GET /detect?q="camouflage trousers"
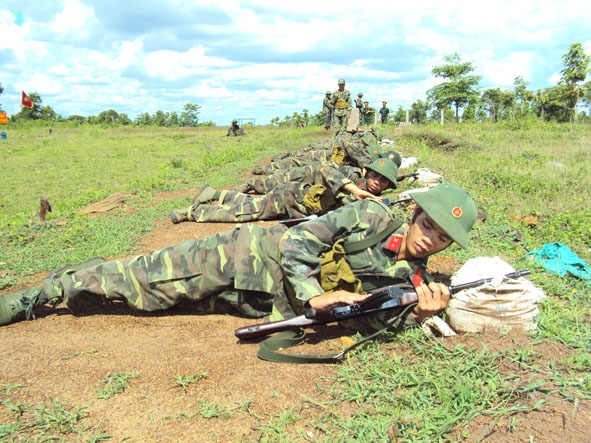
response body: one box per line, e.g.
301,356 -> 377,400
190,182 -> 313,222
259,150 -> 333,175
53,228 -> 276,318
247,162 -> 330,194
333,111 -> 348,137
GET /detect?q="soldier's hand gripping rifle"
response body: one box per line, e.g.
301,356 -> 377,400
235,271 -> 531,340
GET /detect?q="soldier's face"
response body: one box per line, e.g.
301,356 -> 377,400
403,210 -> 452,259
365,170 -> 391,195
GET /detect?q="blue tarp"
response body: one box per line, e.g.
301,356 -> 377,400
526,242 -> 591,283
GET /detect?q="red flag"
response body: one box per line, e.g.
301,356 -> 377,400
22,91 -> 34,108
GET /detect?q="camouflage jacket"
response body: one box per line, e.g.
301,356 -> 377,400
331,90 -> 352,116
277,199 -> 431,330
248,161 -> 364,194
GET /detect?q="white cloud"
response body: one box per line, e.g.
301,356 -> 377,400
0,1 -> 588,124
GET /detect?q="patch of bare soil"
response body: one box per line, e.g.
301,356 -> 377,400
1,186 -> 589,442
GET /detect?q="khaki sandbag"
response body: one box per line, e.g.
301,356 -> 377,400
446,257 -> 545,333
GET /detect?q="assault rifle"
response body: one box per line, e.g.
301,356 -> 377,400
396,171 -> 419,182
235,270 -> 531,340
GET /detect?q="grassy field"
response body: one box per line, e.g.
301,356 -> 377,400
1,121 -> 590,441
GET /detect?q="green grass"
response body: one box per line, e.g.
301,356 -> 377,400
1,121 -> 591,441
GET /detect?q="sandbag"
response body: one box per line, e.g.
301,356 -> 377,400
446,257 -> 545,333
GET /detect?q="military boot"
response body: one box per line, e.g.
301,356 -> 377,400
191,185 -> 221,205
170,207 -> 195,224
0,285 -> 57,326
251,167 -> 265,175
0,256 -> 106,326
233,182 -> 254,194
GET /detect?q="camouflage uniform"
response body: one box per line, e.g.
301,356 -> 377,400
257,133 -> 375,175
355,94 -> 364,114
189,167 -> 368,223
0,200 -> 424,332
245,161 -> 364,194
227,120 -> 245,136
362,102 -> 374,125
331,80 -> 352,137
322,91 -> 334,130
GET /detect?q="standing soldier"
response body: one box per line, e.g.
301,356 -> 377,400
322,91 -> 334,130
379,101 -> 390,125
362,101 -> 373,125
331,79 -> 352,137
355,92 -> 364,127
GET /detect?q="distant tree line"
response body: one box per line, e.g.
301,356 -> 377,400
293,42 -> 591,127
0,94 -> 214,127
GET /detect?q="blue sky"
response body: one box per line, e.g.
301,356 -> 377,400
0,0 -> 589,126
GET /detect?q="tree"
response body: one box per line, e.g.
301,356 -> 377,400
392,106 -> 406,123
409,100 -> 429,124
97,109 -> 119,124
534,89 -> 549,121
135,112 -> 152,126
67,115 -> 87,124
0,82 -> 4,111
513,76 -> 534,119
118,113 -> 132,125
543,84 -> 574,122
17,91 -> 42,120
152,110 -> 168,127
480,88 -> 503,122
560,43 -> 590,123
427,53 -> 482,123
180,103 -> 201,127
581,81 -> 591,116
39,105 -> 60,121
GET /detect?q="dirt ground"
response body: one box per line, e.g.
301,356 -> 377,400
1,187 -> 589,442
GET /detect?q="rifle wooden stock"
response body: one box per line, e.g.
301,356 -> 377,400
234,270 -> 531,340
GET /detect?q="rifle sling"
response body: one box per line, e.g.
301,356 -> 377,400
342,217 -> 403,254
257,303 -> 417,364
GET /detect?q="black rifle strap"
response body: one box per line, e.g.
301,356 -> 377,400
256,304 -> 417,364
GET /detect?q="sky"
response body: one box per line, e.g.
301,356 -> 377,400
0,0 -> 589,126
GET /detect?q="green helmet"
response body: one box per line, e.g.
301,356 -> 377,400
381,150 -> 402,168
357,92 -> 363,97
410,183 -> 477,249
365,158 -> 399,189
338,78 -> 346,85
361,132 -> 377,145
232,119 -> 238,123
367,144 -> 384,161
326,90 -> 331,95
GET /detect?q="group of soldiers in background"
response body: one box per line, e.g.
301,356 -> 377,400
323,78 -> 390,136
